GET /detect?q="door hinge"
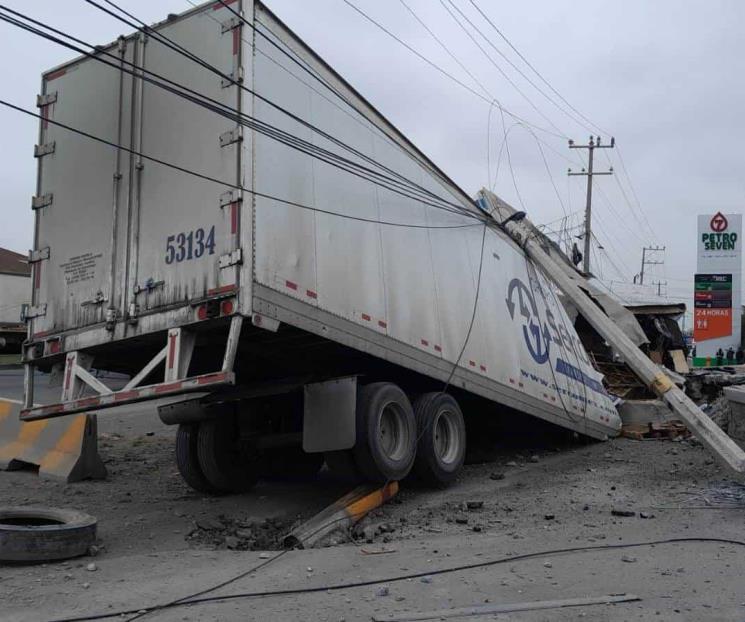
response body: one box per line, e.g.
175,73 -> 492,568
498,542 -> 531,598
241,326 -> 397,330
28,247 -> 50,263
36,92 -> 58,107
219,126 -> 243,148
24,304 -> 47,320
219,248 -> 243,269
220,66 -> 244,88
220,189 -> 243,207
34,141 -> 56,158
31,194 -> 53,210
221,16 -> 242,33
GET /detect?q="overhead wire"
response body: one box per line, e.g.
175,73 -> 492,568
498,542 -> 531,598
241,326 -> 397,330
338,0 -> 566,139
0,6 -> 482,225
437,0 -> 567,139
81,0 -> 478,221
443,0 -> 587,137
0,98 -> 479,231
467,0 -> 610,137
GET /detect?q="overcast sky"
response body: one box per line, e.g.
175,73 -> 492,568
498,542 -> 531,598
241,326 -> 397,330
1,0 -> 743,320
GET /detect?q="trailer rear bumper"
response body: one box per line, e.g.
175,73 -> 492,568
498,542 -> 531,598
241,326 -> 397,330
20,371 -> 235,421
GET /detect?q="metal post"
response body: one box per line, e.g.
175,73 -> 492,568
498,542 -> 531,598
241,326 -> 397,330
568,136 -> 614,275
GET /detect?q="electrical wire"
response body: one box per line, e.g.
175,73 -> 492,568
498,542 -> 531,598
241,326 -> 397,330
338,0 -> 566,140
0,98 -> 483,232
45,536 -> 745,622
443,0 -> 587,137
438,0 -> 567,139
467,0 -> 610,137
70,1 -> 480,222
397,0 -> 490,100
0,7 -> 483,225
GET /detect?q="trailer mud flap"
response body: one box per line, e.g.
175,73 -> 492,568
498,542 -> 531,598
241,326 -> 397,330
0,399 -> 106,483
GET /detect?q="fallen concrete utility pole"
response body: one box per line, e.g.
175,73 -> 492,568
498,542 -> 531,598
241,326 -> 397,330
498,206 -> 745,474
283,482 -> 398,549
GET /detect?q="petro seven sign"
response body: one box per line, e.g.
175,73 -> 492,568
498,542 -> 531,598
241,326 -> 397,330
694,212 -> 742,363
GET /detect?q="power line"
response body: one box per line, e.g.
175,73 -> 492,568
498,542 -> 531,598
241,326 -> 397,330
467,0 -> 610,137
438,0 -> 567,138
0,99 -> 482,231
81,0 -> 475,219
339,0 -> 566,139
444,0 -> 594,136
397,0 -> 490,99
1,7 -> 481,225
46,537 -> 745,621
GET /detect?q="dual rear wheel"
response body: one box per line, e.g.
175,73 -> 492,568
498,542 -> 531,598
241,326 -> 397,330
326,384 -> 466,487
176,383 -> 467,494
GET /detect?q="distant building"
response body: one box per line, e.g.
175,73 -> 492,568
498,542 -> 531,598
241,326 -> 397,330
0,247 -> 31,355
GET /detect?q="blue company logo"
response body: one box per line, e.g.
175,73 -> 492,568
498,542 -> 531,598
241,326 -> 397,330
506,278 -> 550,364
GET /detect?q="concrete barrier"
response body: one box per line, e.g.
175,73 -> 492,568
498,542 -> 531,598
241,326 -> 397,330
0,399 -> 106,483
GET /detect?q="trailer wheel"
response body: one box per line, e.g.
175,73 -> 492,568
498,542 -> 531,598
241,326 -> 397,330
353,383 -> 416,483
197,418 -> 260,493
175,424 -> 222,494
412,393 -> 466,487
261,448 -> 324,481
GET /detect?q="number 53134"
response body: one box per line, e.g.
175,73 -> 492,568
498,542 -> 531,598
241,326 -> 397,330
165,226 -> 216,264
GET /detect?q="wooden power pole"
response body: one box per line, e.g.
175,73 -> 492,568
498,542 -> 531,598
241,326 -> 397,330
568,136 -> 614,274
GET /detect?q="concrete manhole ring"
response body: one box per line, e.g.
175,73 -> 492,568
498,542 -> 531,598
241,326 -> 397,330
0,506 -> 97,563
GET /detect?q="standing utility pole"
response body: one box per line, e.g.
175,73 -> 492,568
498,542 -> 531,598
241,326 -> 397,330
568,136 -> 615,274
636,245 -> 665,285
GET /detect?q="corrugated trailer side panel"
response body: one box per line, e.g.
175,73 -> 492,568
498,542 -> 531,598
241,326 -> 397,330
249,3 -> 620,438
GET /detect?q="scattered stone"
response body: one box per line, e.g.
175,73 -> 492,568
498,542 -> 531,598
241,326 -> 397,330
472,525 -> 482,533
259,552 -> 271,559
505,461 -> 518,467
489,472 -> 505,480
196,518 -> 224,531
420,576 -> 432,584
395,596 -> 406,602
86,563 -> 97,572
87,545 -> 101,557
621,555 -> 637,563
82,582 -> 91,589
543,561 -> 553,568
529,455 -> 540,463
454,515 -> 469,525
224,536 -> 240,549
466,501 -> 484,510
544,514 -> 555,520
611,509 -> 635,518
639,512 -> 655,519
375,585 -> 390,597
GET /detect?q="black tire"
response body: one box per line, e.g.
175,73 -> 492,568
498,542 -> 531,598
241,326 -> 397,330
175,423 -> 222,494
261,447 -> 324,481
412,393 -> 466,487
197,418 -> 260,493
323,449 -> 361,481
0,506 -> 97,562
353,382 -> 417,483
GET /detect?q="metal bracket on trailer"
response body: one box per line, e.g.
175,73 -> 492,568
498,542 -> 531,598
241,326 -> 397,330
219,126 -> 243,147
31,194 -> 53,210
20,316 -> 244,422
23,304 -> 47,320
28,247 -> 50,263
34,142 -> 56,158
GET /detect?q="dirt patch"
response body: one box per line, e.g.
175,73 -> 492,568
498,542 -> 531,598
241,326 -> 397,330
187,514 -> 297,551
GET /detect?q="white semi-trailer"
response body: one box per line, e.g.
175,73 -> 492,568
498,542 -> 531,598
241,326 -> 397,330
20,0 -> 620,492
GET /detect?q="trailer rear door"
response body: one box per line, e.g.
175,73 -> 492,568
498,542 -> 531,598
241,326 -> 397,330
128,5 -> 245,315
32,39 -> 134,336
